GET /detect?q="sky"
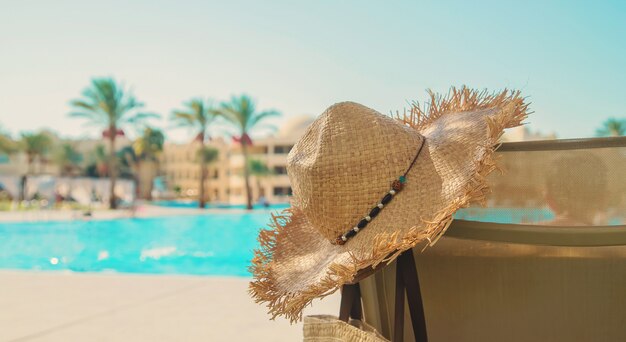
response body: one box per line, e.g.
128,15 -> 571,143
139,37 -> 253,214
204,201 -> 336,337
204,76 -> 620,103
1,0 -> 625,142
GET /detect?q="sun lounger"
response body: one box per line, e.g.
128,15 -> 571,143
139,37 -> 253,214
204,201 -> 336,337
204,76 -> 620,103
358,137 -> 626,341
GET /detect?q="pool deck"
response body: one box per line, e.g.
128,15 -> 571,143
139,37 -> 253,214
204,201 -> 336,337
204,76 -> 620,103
0,204 -> 278,223
0,271 -> 340,341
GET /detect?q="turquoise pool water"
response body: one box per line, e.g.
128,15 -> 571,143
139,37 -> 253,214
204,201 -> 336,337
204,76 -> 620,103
0,212 -> 273,277
1,207 -> 619,276
152,200 -> 289,210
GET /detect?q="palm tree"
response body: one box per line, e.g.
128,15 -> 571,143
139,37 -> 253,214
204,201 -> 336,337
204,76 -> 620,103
596,118 -> 626,137
69,77 -> 157,209
132,127 -> 165,199
0,125 -> 17,155
55,143 -> 83,176
20,132 -> 53,174
248,159 -> 273,202
217,94 -> 280,209
171,98 -> 218,208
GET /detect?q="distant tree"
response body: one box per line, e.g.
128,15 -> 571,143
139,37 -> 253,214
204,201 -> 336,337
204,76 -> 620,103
20,132 -> 53,174
596,118 -> 626,137
197,146 -> 219,165
69,77 -> 158,209
84,144 -> 109,178
55,143 -> 83,176
0,125 -> 17,154
117,146 -> 138,179
132,126 -> 165,199
173,185 -> 182,196
248,159 -> 273,200
217,94 -> 280,209
171,98 -> 218,208
133,127 -> 165,164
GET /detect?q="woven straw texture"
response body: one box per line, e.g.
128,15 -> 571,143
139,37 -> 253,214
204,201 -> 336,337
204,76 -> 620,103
303,315 -> 388,342
250,87 -> 529,322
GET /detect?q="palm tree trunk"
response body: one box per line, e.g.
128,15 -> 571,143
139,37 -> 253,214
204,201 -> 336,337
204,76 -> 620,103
147,160 -> 157,201
108,129 -> 118,209
19,174 -> 27,202
145,160 -> 158,201
199,137 -> 207,208
135,160 -> 142,199
241,140 -> 253,210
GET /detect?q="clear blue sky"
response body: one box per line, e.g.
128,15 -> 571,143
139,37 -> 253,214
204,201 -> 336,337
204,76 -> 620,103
1,0 -> 625,141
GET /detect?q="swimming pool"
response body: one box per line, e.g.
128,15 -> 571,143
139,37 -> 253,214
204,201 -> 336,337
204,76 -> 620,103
0,212 -> 272,277
1,206 -> 618,277
152,200 -> 289,210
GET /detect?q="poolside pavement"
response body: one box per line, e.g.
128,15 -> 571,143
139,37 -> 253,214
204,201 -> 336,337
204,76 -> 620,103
0,204 -> 273,223
0,271 -> 340,341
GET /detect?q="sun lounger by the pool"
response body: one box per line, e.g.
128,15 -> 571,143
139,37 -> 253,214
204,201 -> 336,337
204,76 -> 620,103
358,137 -> 626,342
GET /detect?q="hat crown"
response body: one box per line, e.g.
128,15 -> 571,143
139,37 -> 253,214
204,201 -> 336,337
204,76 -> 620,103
287,102 -> 424,242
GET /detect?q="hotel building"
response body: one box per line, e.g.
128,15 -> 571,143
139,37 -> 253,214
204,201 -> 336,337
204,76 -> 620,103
159,115 -> 314,205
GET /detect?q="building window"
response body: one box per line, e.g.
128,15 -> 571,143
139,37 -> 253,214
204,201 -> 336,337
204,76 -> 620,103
274,145 -> 293,154
273,186 -> 292,196
273,166 -> 288,175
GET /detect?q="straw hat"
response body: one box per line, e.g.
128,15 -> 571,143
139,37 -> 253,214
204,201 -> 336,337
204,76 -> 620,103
250,87 -> 529,322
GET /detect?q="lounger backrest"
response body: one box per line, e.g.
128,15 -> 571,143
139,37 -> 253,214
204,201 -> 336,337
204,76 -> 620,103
360,136 -> 626,342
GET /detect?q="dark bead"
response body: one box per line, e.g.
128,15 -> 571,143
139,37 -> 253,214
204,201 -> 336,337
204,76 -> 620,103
345,229 -> 357,238
335,236 -> 346,245
369,206 -> 381,218
381,193 -> 393,205
357,219 -> 368,229
391,180 -> 404,191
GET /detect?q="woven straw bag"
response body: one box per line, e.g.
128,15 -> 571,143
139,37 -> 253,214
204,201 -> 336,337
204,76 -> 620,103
303,315 -> 388,342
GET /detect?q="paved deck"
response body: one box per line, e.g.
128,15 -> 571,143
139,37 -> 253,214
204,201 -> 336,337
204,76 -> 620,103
0,204 -> 269,223
0,271 -> 339,341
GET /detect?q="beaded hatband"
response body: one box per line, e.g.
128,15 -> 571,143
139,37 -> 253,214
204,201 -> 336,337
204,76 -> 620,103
334,138 -> 427,245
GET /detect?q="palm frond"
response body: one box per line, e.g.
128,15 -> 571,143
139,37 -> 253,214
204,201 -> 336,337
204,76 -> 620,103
69,77 -> 149,132
170,111 -> 198,127
70,99 -> 99,112
125,112 -> 160,124
218,94 -> 281,135
68,111 -> 107,123
170,98 -> 218,138
217,107 -> 243,127
596,118 -> 626,137
247,110 -> 280,131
